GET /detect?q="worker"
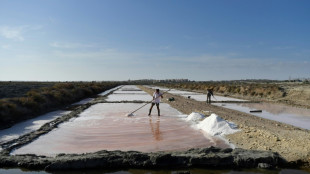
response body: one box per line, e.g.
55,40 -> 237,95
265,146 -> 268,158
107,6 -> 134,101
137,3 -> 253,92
206,89 -> 214,104
148,89 -> 163,116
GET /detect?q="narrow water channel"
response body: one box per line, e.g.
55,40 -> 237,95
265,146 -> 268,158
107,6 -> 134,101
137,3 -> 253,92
149,86 -> 310,130
0,110 -> 71,144
213,102 -> 310,130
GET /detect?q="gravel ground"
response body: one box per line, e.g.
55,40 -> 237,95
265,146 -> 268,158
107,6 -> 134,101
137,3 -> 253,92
140,86 -> 310,167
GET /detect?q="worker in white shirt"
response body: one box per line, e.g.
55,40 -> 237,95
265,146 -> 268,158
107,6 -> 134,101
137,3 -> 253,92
148,89 -> 163,116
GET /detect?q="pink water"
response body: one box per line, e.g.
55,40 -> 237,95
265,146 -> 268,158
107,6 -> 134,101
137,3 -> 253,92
12,103 -> 229,156
213,103 -> 310,130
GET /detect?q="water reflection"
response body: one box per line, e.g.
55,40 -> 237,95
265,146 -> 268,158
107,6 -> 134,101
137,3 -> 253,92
213,103 -> 310,130
239,103 -> 310,117
149,118 -> 162,141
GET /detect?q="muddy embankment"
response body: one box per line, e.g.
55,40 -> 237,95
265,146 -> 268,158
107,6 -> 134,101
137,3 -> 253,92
160,82 -> 310,109
0,86 -> 286,171
0,147 -> 283,171
139,86 -> 310,168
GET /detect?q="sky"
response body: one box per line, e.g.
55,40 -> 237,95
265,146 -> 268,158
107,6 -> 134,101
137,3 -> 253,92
0,0 -> 309,81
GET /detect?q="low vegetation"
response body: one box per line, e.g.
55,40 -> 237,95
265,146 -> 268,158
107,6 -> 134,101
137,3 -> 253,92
0,81 -> 56,99
0,82 -> 120,129
159,81 -> 285,99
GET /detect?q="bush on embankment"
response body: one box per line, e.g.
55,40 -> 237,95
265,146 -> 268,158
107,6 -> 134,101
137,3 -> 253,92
160,82 -> 285,100
0,82 -> 119,130
0,81 -> 56,99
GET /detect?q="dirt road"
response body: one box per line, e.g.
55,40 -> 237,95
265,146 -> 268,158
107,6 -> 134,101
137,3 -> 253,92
140,86 -> 310,167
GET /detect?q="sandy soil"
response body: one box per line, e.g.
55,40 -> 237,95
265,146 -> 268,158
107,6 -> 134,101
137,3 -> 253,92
139,86 -> 310,167
278,84 -> 310,109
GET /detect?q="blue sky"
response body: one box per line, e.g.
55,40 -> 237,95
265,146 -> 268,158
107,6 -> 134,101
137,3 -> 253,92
0,0 -> 309,81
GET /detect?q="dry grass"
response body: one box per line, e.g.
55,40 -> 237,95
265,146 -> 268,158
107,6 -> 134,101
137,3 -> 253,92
0,82 -> 120,129
158,81 -> 310,108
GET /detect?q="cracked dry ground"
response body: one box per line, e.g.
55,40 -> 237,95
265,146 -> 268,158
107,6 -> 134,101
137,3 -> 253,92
139,86 -> 310,167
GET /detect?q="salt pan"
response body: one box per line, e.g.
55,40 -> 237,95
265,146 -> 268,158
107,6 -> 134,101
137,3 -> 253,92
197,113 -> 239,136
185,112 -> 205,122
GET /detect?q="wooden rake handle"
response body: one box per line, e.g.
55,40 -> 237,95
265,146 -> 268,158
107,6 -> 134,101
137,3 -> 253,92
128,89 -> 171,115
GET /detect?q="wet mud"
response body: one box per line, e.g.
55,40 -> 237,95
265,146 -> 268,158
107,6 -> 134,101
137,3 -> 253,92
0,147 -> 283,171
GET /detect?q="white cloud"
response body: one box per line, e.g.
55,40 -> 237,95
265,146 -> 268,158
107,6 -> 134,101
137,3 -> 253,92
0,25 -> 43,41
0,26 -> 25,41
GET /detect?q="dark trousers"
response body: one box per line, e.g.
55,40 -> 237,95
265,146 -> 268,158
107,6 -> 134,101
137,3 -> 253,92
149,103 -> 160,116
207,95 -> 211,104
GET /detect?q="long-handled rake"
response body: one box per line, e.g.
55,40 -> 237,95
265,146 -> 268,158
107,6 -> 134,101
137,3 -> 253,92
126,89 -> 171,116
212,95 -> 217,101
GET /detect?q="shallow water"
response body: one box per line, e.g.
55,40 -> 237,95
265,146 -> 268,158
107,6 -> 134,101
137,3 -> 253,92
71,98 -> 94,105
119,85 -> 142,91
0,110 -> 71,144
12,103 -> 229,156
213,103 -> 310,130
105,93 -> 151,102
181,94 -> 246,102
104,86 -> 150,102
147,86 -> 198,95
113,90 -> 148,94
98,86 -> 122,96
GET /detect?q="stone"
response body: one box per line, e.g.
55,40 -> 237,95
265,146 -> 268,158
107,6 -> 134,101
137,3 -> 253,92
257,163 -> 273,169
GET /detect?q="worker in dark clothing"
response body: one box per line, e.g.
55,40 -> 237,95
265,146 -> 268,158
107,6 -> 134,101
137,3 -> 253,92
206,89 -> 214,104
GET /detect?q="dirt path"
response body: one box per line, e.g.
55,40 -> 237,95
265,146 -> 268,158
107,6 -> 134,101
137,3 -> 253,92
139,86 -> 310,167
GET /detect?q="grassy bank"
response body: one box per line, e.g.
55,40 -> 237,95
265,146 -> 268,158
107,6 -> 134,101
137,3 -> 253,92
0,82 -> 120,130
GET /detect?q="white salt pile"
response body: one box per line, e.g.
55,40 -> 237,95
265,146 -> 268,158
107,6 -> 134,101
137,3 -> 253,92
197,113 -> 239,136
185,112 -> 205,122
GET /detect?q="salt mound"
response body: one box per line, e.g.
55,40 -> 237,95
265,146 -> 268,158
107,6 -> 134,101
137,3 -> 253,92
185,112 -> 205,122
197,113 -> 239,136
